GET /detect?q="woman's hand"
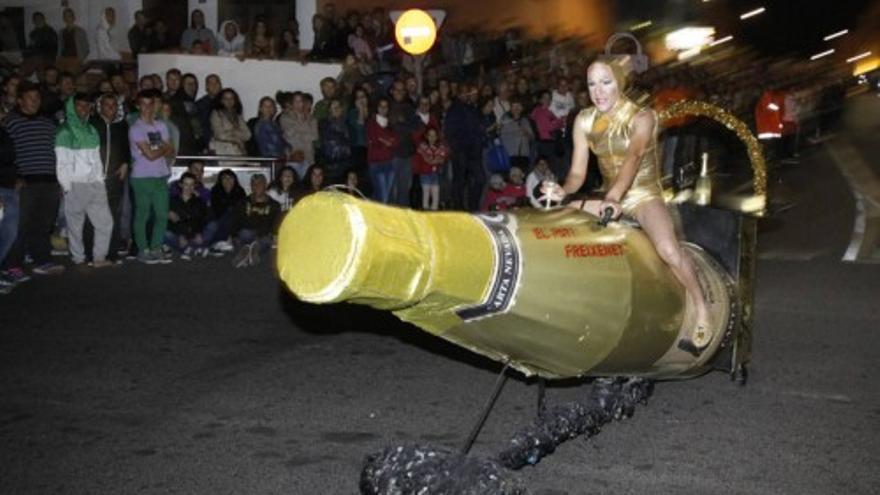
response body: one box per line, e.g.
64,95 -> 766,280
538,181 -> 566,203
599,199 -> 622,221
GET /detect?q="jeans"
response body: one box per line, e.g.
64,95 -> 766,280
369,161 -> 395,204
131,177 -> 169,251
0,187 -> 19,266
451,142 -> 486,211
204,210 -> 233,244
236,228 -> 273,256
164,230 -> 206,251
6,181 -> 60,267
392,156 -> 413,207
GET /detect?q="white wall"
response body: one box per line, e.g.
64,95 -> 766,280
1,0 -> 141,53
187,0 -> 218,32
138,53 -> 342,117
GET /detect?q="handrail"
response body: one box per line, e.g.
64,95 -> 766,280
175,155 -> 282,163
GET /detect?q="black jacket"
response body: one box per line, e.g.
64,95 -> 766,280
169,195 -> 208,237
0,126 -> 16,189
230,195 -> 280,237
210,184 -> 246,220
89,114 -> 131,180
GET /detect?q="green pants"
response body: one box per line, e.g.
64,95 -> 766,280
130,177 -> 169,251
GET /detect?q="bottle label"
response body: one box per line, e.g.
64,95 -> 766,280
457,213 -> 522,321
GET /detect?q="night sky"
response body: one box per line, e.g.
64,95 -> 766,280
616,0 -> 876,57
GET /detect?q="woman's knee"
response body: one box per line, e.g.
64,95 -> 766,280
656,241 -> 683,266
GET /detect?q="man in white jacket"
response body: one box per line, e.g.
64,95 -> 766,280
56,93 -> 114,267
93,7 -> 121,61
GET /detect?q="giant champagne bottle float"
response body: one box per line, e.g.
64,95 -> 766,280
277,192 -> 733,379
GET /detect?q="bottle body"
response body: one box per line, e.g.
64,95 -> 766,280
278,192 -> 732,379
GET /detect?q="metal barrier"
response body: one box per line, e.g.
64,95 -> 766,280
173,155 -> 285,193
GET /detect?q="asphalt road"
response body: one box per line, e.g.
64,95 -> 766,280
2,114 -> 878,494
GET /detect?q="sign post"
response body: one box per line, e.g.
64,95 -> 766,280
391,9 -> 445,94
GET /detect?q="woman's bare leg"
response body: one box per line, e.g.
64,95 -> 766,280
422,184 -> 430,210
634,199 -> 711,347
429,184 -> 440,210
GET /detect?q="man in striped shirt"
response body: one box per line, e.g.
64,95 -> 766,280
3,81 -> 64,275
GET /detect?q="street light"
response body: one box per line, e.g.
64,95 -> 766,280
810,49 -> 835,61
709,35 -> 733,47
823,29 -> 848,41
846,51 -> 872,63
740,7 -> 766,20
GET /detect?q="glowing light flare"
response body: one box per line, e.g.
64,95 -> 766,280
709,35 -> 733,47
677,47 -> 702,61
823,29 -> 848,41
665,26 -> 715,51
630,21 -> 652,31
846,51 -> 872,63
766,103 -> 779,111
853,57 -> 879,76
810,49 -> 835,61
740,7 -> 766,19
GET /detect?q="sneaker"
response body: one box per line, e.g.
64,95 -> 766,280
208,248 -> 225,258
138,250 -> 159,265
248,241 -> 261,266
180,247 -> 193,261
233,244 -> 252,268
0,277 -> 13,294
32,262 -> 65,275
213,240 -> 235,252
92,260 -> 114,269
2,268 -> 31,284
156,249 -> 173,264
194,247 -> 209,258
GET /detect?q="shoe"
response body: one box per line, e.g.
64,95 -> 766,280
0,277 -> 13,294
248,241 -> 261,266
208,248 -> 225,258
2,268 -> 31,284
677,325 -> 712,358
233,244 -> 252,268
213,240 -> 235,252
197,247 -> 209,258
32,262 -> 65,275
156,249 -> 173,264
92,260 -> 113,269
138,250 -> 159,265
180,247 -> 193,261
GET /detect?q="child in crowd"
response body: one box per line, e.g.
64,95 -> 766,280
207,168 -> 246,252
268,166 -> 298,212
166,172 -> 208,260
526,156 -> 557,208
230,174 -> 279,268
413,126 -> 447,211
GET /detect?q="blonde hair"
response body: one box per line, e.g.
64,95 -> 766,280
588,56 -> 632,91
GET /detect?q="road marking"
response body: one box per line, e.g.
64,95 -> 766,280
825,139 -> 880,262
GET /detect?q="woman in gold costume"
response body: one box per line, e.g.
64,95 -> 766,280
544,58 -> 711,355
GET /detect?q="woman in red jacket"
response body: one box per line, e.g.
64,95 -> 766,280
366,98 -> 397,203
413,126 -> 448,210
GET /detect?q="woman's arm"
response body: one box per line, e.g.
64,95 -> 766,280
561,120 -> 589,194
603,110 -> 655,203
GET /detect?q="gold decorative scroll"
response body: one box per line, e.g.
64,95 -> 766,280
657,100 -> 767,199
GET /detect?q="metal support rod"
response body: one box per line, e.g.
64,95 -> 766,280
460,362 -> 510,456
536,378 -> 547,418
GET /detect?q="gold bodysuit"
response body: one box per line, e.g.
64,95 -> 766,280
575,98 -> 663,215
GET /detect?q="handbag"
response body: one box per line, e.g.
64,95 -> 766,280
486,138 -> 511,173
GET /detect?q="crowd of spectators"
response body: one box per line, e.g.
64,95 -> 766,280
0,4 -> 851,294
